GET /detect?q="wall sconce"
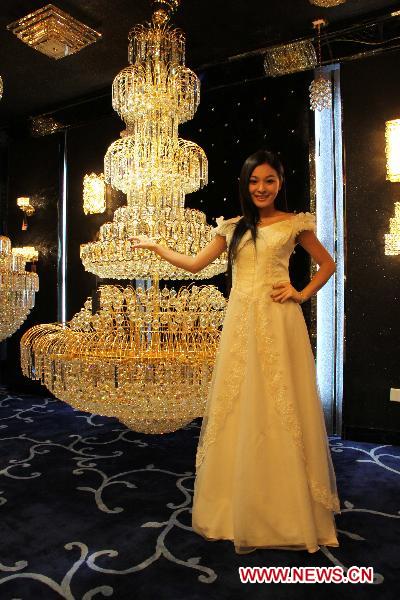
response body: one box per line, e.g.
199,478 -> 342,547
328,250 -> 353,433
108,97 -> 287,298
385,119 -> 400,182
83,173 -> 106,215
384,202 -> 400,256
17,197 -> 35,230
12,246 -> 39,271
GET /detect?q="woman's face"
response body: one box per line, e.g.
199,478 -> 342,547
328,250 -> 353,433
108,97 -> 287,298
248,162 -> 282,210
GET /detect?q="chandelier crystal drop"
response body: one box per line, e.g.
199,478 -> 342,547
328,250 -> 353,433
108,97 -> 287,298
385,202 -> 400,256
0,236 -> 39,342
21,282 -> 226,433
83,173 -> 106,215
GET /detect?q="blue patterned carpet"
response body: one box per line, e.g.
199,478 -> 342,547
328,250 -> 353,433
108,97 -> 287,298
0,386 -> 399,599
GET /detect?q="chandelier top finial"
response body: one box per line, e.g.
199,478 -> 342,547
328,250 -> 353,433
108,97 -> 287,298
151,0 -> 181,25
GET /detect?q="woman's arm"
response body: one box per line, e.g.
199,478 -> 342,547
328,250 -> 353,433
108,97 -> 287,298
271,230 -> 335,303
296,230 -> 336,302
132,234 -> 227,274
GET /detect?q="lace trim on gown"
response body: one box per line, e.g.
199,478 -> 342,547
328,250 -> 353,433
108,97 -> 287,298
256,302 -> 340,514
293,211 -> 317,239
195,295 -> 250,470
210,216 -> 241,242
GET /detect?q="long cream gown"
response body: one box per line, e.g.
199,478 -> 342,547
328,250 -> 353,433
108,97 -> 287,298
192,212 -> 341,555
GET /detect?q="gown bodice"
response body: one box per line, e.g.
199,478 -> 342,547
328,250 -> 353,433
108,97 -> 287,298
212,212 -> 316,299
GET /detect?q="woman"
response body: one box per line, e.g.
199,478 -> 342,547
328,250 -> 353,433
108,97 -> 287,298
132,149 -> 341,555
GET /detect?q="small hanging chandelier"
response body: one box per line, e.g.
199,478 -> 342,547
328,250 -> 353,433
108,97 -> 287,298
0,236 -> 39,342
309,0 -> 346,6
264,39 -> 317,77
309,19 -> 332,111
17,196 -> 35,230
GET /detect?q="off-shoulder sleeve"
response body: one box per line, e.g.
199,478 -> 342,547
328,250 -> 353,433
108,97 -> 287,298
210,216 -> 240,239
293,211 -> 316,240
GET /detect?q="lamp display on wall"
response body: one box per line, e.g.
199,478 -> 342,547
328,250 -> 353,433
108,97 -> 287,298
309,19 -> 332,112
0,236 -> 39,342
385,118 -> 400,182
12,246 -> 39,270
30,114 -> 64,137
21,0 -> 228,435
17,197 -> 35,230
83,172 -> 106,215
0,76 -> 3,100
384,202 -> 400,255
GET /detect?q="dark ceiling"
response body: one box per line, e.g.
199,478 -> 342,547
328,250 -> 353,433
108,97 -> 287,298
1,0 -> 399,127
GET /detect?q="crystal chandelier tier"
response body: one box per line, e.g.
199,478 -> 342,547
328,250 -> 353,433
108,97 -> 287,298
105,12 -> 206,197
0,236 -> 39,342
81,206 -> 227,279
21,282 -> 226,433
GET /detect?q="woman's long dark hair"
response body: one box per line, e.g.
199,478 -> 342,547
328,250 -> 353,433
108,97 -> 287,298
226,149 -> 288,294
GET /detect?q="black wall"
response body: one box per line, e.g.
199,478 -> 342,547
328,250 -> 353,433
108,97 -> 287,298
0,132 -> 59,392
341,48 -> 400,443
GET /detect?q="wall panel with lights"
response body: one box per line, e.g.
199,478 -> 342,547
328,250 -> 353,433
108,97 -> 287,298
341,46 -> 400,443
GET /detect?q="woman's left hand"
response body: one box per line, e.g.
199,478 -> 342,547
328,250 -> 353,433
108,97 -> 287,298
270,281 -> 303,304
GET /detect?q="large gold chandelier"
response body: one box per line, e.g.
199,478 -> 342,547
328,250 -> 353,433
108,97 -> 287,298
21,0 -> 228,434
0,236 -> 39,342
